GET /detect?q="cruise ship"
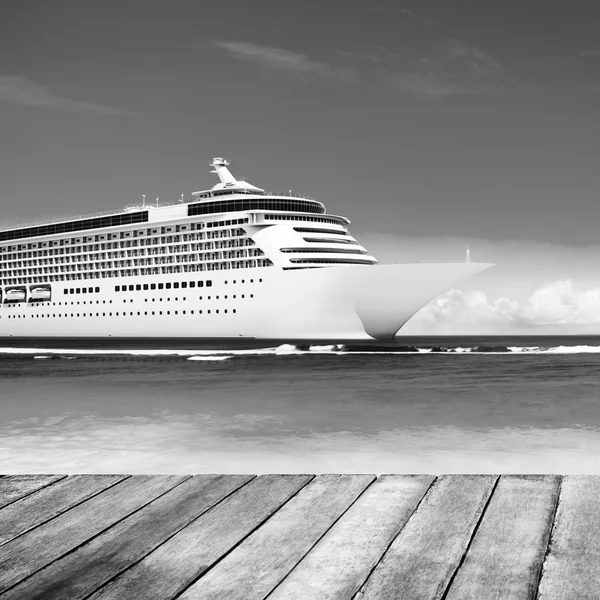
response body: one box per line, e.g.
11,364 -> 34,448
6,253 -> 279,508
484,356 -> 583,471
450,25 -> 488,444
0,158 -> 492,348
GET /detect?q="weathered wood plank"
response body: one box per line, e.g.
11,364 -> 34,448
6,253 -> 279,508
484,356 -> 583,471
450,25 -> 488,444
221,475 -> 433,600
0,475 -> 66,510
87,474 -> 315,600
355,475 -> 497,600
1,474 -> 254,600
0,474 -> 127,546
444,474 -> 561,600
537,476 -> 600,600
0,474 -> 188,593
178,474 -> 377,600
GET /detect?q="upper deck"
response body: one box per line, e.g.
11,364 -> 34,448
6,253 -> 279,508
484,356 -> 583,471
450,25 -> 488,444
0,158 -> 330,243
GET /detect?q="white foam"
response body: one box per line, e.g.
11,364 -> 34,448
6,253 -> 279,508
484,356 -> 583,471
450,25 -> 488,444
544,345 -> 600,354
3,343 -> 600,358
187,356 -> 232,362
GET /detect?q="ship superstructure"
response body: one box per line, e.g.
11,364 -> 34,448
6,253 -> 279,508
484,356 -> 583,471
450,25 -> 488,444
0,158 -> 491,347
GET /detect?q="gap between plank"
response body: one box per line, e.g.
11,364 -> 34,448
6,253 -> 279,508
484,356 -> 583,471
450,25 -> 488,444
2,475 -> 194,597
264,475 -> 381,600
349,475 -> 439,600
79,475 -> 259,600
438,475 -> 501,600
171,475 -> 317,600
0,475 -> 132,548
533,475 -> 564,600
0,476 -> 69,512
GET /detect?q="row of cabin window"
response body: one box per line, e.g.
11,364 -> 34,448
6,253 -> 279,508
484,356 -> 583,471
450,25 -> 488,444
0,218 -> 250,250
64,287 -> 101,295
264,214 -> 344,226
0,246 -> 257,272
1,261 -> 272,287
0,229 -> 249,262
3,308 -> 237,319
115,280 -> 213,292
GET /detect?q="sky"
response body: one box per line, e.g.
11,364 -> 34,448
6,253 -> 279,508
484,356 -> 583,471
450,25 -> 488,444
1,0 -> 600,334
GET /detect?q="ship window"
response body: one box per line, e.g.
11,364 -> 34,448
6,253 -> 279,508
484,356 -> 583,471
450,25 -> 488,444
151,283 -> 156,290
166,283 -> 171,289
136,284 -> 141,291
128,285 -> 134,291
173,282 -> 179,289
76,288 -> 81,294
207,280 -> 212,287
64,289 -> 68,294
95,287 -> 100,293
158,283 -> 164,290
143,284 -> 149,290
189,281 -> 195,288
181,282 -> 187,288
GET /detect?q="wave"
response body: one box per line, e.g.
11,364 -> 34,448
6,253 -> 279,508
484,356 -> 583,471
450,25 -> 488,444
3,343 -> 600,360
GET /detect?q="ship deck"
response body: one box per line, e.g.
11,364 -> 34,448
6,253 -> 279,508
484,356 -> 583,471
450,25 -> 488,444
0,473 -> 596,599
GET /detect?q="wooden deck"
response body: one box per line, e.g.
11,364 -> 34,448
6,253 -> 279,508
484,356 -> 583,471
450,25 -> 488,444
0,474 -> 598,599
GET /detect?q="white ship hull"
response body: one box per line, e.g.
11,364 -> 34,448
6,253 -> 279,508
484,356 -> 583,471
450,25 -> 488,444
0,262 -> 490,347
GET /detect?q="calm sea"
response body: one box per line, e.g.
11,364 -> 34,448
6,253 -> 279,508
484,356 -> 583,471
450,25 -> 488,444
1,335 -> 600,474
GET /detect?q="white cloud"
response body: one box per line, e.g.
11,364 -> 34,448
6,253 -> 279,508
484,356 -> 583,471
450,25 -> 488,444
213,41 -> 355,82
0,76 -> 130,115
411,280 -> 600,332
384,38 -> 512,98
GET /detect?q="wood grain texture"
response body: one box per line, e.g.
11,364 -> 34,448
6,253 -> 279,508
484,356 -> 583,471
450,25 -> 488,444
263,475 -> 434,600
1,474 -> 254,600
537,476 -> 600,600
88,474 -> 314,600
444,474 -> 561,600
0,475 -> 65,510
179,474 -> 377,600
356,475 -> 497,600
0,475 -> 127,546
0,474 -> 188,594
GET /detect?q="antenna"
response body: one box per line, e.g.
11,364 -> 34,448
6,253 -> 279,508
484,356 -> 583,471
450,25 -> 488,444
179,194 -> 184,204
465,245 -> 471,263
156,197 -> 159,208
142,194 -> 146,206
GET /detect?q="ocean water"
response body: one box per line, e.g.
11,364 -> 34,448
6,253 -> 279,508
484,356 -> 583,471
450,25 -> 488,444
1,336 -> 600,474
